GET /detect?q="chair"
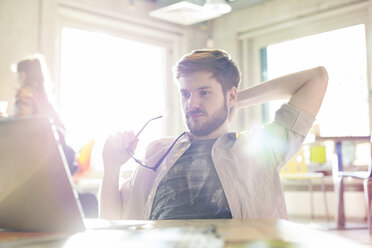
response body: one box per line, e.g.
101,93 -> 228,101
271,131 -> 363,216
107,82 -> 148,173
335,149 -> 372,234
78,193 -> 98,218
280,147 -> 329,222
73,139 -> 99,218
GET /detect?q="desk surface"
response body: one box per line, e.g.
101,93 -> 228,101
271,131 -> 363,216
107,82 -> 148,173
0,218 -> 369,248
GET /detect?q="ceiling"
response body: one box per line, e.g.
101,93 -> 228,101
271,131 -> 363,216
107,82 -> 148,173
148,0 -> 272,25
153,0 -> 271,11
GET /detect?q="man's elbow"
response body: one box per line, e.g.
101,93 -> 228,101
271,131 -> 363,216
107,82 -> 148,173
316,66 -> 329,88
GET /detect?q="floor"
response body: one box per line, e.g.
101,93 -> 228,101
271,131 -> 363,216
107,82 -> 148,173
290,217 -> 372,245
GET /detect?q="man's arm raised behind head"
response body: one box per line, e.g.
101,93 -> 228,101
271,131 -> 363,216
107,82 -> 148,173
234,66 -> 328,118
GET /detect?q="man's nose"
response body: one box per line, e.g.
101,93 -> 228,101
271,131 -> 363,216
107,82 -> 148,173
187,94 -> 201,109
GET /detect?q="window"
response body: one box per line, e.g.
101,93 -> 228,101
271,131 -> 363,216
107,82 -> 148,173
60,27 -> 167,169
264,24 -> 369,137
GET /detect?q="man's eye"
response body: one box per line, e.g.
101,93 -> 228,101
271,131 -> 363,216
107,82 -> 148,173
200,91 -> 210,96
181,92 -> 190,98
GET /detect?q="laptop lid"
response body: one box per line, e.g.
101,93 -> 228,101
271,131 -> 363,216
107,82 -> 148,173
0,117 -> 85,232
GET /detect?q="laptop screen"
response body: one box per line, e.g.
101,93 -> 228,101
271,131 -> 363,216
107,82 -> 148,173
0,117 -> 85,232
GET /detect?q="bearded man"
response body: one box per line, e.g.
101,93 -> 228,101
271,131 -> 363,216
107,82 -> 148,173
100,49 -> 328,220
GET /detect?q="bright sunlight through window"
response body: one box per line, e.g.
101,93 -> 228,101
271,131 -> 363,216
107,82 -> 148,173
266,24 -> 369,137
60,27 -> 166,167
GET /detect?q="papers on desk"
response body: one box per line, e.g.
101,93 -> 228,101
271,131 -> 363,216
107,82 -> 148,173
63,226 -> 224,248
0,232 -> 67,248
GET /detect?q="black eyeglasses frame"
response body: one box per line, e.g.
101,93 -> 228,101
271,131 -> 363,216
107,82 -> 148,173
127,116 -> 185,172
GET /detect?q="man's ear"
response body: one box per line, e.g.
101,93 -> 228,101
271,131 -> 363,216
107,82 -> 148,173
226,87 -> 237,107
226,87 -> 237,123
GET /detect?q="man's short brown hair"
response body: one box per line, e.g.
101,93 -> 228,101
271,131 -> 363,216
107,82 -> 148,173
174,49 -> 240,94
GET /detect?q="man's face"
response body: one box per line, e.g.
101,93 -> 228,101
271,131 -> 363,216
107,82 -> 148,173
179,71 -> 228,137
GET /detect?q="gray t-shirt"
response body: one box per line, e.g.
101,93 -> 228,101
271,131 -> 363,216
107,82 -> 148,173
150,138 -> 232,220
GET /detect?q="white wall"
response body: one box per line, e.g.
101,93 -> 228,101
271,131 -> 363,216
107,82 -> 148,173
0,0 -> 41,114
213,0 -> 365,60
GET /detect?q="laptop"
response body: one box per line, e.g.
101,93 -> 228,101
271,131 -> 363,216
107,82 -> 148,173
0,117 -> 85,232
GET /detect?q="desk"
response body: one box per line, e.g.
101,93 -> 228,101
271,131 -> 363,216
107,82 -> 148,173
280,173 -> 329,221
0,219 -> 369,248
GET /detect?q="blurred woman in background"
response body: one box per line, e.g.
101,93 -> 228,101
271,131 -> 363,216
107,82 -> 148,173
13,54 -> 98,217
13,54 -> 77,173
15,55 -> 60,123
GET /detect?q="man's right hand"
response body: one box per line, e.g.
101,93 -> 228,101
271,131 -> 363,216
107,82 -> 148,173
102,131 -> 138,169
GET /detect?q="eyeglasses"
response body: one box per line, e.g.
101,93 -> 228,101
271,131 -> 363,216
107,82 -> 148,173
127,116 -> 186,172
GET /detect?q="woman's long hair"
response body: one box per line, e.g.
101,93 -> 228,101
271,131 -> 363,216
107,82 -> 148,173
17,54 -> 51,104
16,54 -> 63,129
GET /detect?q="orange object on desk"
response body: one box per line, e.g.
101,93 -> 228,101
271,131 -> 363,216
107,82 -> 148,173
73,139 -> 95,183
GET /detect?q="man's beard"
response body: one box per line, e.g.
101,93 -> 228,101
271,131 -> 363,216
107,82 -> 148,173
186,100 -> 228,137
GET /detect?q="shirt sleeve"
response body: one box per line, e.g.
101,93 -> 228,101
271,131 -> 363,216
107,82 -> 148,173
246,104 -> 315,168
274,104 -> 314,137
269,104 -> 315,167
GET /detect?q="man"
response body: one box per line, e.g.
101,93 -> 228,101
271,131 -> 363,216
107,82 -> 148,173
100,49 -> 328,220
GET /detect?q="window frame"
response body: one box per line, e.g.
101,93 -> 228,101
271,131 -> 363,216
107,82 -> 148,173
55,2 -> 188,136
237,1 -> 372,135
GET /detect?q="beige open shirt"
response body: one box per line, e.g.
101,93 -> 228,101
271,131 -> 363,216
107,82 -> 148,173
119,104 -> 315,220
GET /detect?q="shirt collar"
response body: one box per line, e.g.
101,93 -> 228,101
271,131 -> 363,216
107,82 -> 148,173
182,131 -> 238,148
